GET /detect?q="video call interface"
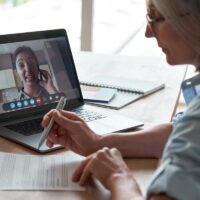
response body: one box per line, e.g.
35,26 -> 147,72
0,37 -> 80,114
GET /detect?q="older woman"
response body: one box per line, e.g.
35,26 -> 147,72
14,46 -> 58,100
42,0 -> 200,199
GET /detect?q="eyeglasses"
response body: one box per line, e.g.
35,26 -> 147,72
146,14 -> 165,35
146,14 -> 165,25
146,12 -> 190,25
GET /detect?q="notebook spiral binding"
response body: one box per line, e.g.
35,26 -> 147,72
80,81 -> 144,95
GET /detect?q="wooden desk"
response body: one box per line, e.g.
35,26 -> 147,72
74,52 -> 187,127
0,52 -> 187,200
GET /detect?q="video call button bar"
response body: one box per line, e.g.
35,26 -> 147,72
2,93 -> 65,112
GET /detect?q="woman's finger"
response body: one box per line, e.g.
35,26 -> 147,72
41,109 -> 55,127
72,158 -> 89,182
72,157 -> 92,182
78,158 -> 94,186
53,110 -> 83,132
59,110 -> 84,122
47,128 -> 60,143
46,139 -> 54,148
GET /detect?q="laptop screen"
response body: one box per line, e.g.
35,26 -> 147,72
0,29 -> 83,124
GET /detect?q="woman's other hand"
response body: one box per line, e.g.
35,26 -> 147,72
72,147 -> 129,188
41,109 -> 101,156
72,147 -> 143,199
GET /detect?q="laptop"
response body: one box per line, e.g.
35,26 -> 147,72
0,29 -> 143,153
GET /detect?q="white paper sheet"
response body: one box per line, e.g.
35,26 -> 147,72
0,152 -> 85,191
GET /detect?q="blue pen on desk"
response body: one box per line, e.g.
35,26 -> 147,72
38,96 -> 66,149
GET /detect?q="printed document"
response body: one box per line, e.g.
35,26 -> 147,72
0,152 -> 85,191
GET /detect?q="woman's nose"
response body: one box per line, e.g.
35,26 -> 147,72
145,24 -> 154,38
24,63 -> 31,71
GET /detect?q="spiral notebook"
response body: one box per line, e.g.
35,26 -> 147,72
80,76 -> 165,109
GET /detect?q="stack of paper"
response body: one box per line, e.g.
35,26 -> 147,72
0,152 -> 85,191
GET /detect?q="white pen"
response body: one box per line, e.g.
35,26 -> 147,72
38,96 -> 66,149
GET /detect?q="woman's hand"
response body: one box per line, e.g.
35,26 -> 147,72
39,69 -> 58,94
72,147 -> 143,199
72,147 -> 129,188
41,109 -> 101,156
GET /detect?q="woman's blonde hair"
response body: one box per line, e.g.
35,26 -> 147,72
153,0 -> 200,54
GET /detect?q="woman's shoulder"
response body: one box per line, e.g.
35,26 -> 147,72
184,95 -> 200,117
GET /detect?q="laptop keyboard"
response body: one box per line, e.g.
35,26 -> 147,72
5,108 -> 106,136
5,117 -> 43,136
73,108 -> 106,122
